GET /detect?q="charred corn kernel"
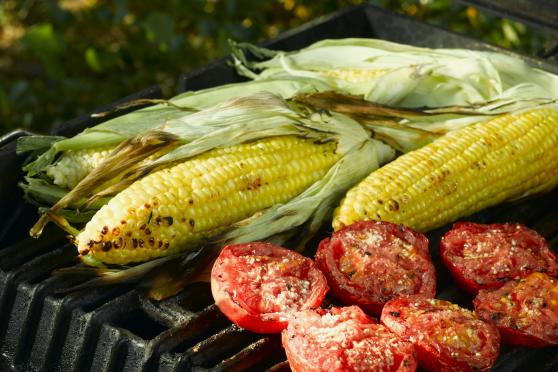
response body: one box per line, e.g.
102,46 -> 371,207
46,146 -> 114,188
77,136 -> 340,264
333,108 -> 558,232
320,69 -> 388,83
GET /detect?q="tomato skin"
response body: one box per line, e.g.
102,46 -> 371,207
473,272 -> 558,348
440,222 -> 558,294
381,296 -> 500,372
282,306 -> 418,372
211,242 -> 328,334
315,221 -> 436,316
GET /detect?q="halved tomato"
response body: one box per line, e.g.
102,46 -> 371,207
282,306 -> 417,372
381,296 -> 500,372
440,222 -> 558,294
315,221 -> 436,316
210,242 -> 328,333
474,272 -> 558,348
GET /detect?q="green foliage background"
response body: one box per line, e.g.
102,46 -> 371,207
0,0 -> 550,135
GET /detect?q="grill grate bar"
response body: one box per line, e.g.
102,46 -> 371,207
167,305 -> 231,355
212,336 -> 285,372
185,325 -> 262,368
56,290 -> 140,372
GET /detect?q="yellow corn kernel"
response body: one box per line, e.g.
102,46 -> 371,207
77,136 -> 340,264
333,108 -> 558,232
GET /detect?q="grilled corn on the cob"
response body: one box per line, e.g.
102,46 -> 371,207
333,107 -> 558,232
77,136 -> 340,264
233,38 -> 558,109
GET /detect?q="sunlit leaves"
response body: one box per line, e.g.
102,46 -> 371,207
0,0 -> 551,136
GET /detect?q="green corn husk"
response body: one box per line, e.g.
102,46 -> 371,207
232,38 -> 558,110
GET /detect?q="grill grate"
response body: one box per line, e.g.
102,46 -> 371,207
1,4 -> 558,371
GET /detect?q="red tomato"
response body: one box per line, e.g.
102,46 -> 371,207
474,272 -> 558,348
282,306 -> 417,372
381,296 -> 500,372
210,242 -> 328,333
440,222 -> 558,294
315,221 -> 436,316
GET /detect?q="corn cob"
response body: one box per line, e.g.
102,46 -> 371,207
333,107 -> 558,232
77,136 -> 340,264
46,146 -> 114,188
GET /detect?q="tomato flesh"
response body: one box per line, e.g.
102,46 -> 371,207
315,221 -> 436,316
211,242 -> 328,333
474,272 -> 558,347
440,222 -> 558,294
282,306 -> 417,372
381,296 -> 500,372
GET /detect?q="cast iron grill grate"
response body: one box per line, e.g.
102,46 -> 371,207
1,4 -> 557,371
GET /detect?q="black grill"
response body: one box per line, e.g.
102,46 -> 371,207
1,4 -> 558,371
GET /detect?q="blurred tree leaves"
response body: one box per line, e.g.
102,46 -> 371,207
0,0 -> 551,136
143,12 -> 175,51
85,47 -> 103,72
20,23 -> 66,78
